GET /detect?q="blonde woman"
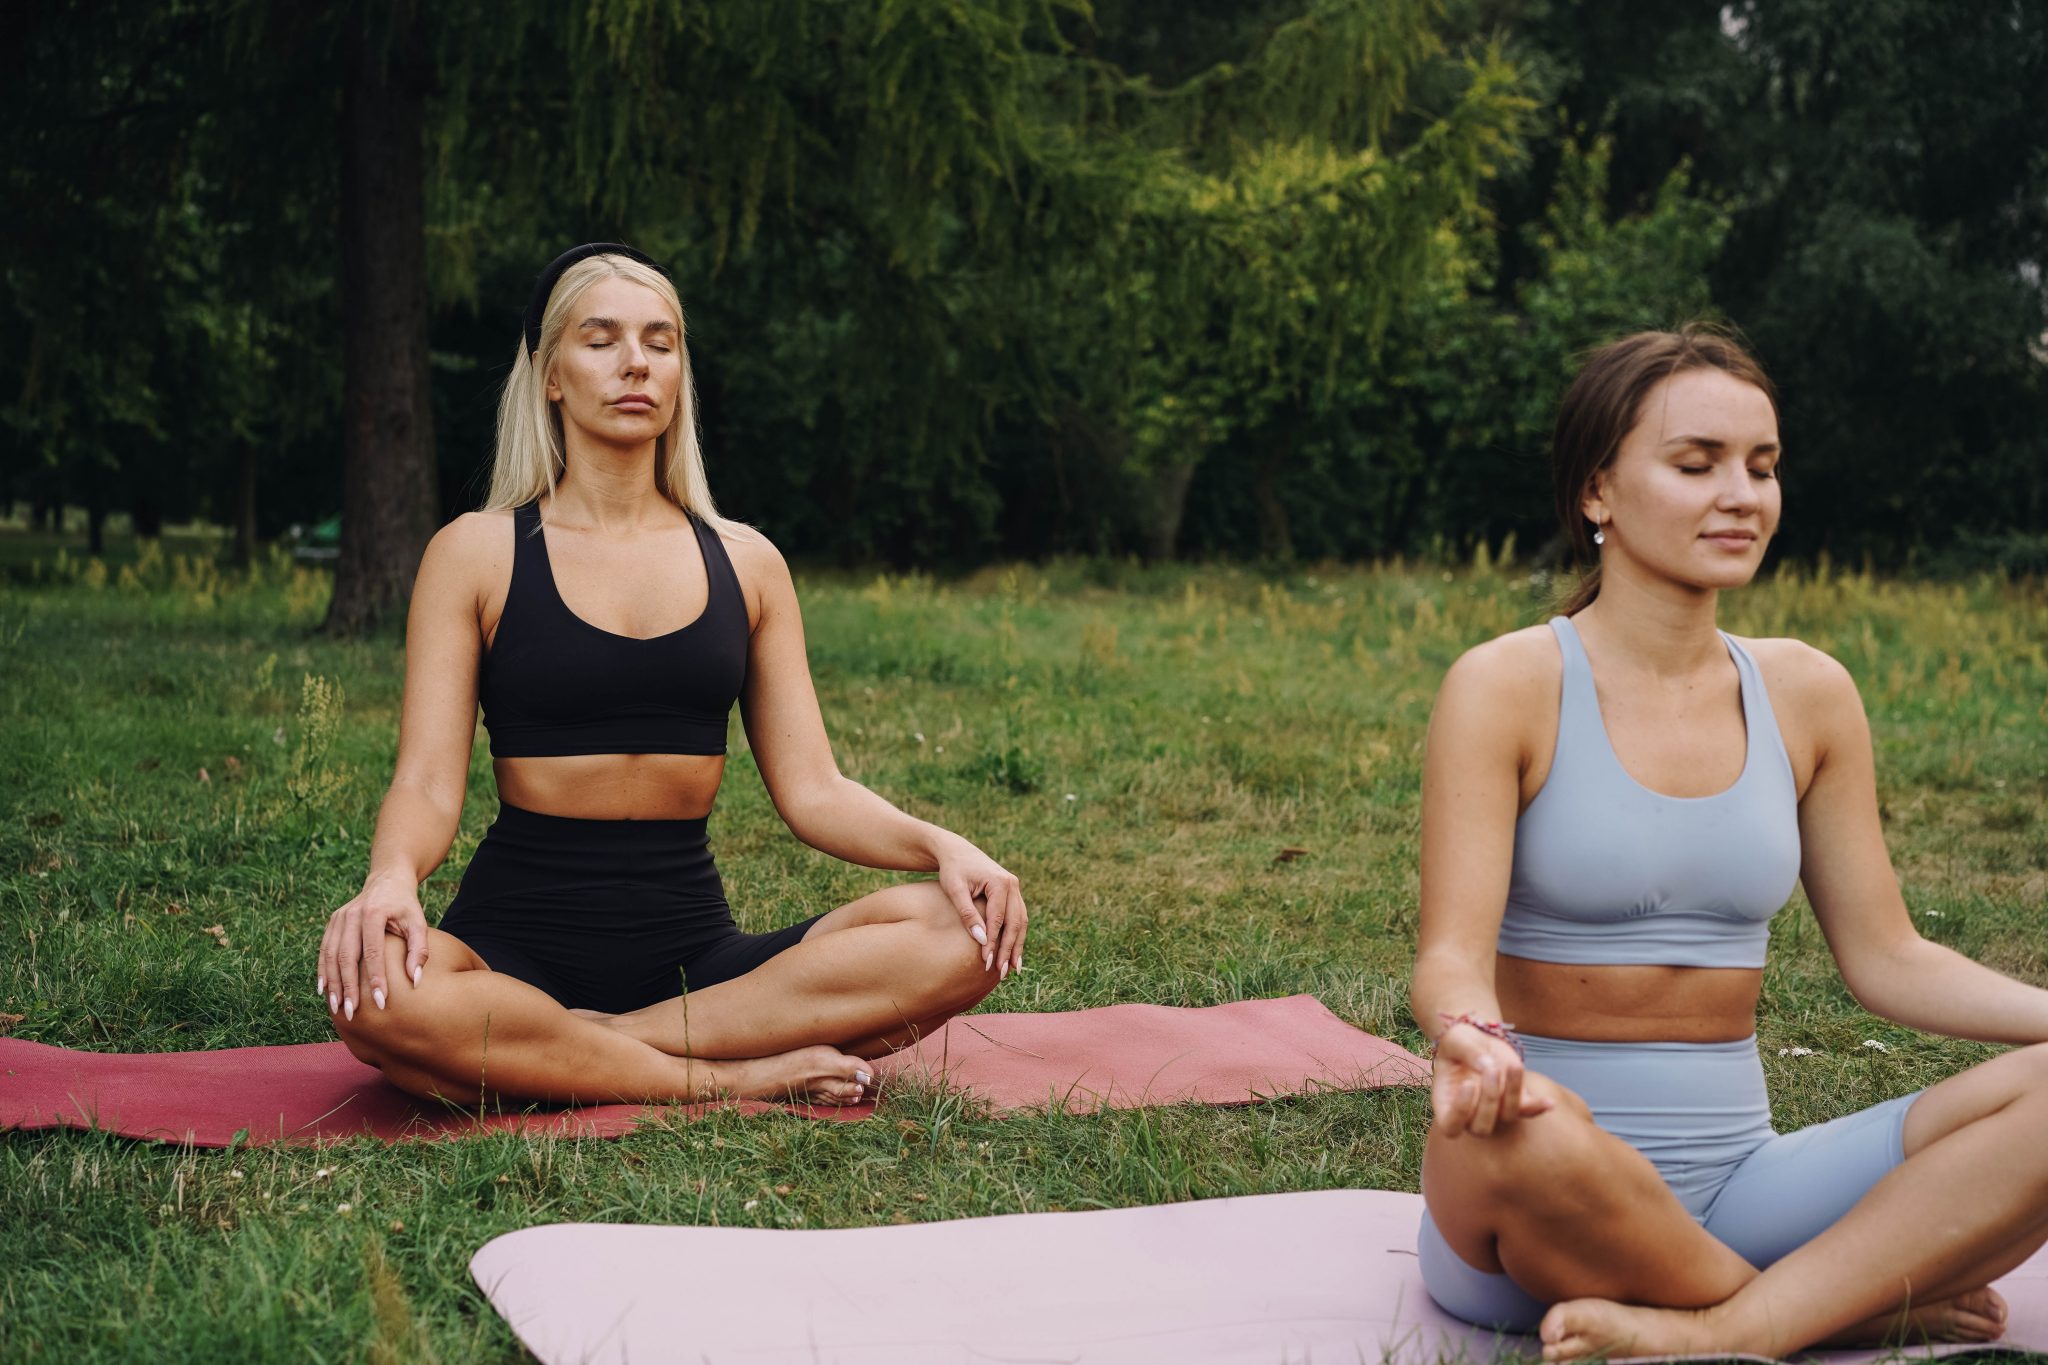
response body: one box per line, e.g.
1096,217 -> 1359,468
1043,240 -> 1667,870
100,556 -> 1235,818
317,244 -> 1021,1106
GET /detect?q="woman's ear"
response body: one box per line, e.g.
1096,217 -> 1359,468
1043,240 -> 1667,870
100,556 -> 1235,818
1579,468 -> 1610,534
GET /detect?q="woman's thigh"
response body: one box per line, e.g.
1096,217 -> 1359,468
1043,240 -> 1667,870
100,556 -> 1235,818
1700,1090 -> 1918,1269
1900,1042 -> 2048,1156
799,880 -> 957,939
1421,1073 -> 1755,1320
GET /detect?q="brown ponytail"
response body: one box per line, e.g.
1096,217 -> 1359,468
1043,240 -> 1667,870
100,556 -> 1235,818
1551,323 -> 1777,615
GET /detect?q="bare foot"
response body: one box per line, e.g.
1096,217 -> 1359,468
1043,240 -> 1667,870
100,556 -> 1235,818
703,1046 -> 873,1106
1539,1299 -> 1724,1363
1830,1286 -> 2007,1347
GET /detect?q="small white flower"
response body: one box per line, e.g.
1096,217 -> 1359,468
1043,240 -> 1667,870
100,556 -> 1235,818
1778,1046 -> 1816,1057
1921,909 -> 1944,918
1064,793 -> 1077,801
935,745 -> 944,753
314,1168 -> 332,1179
228,1170 -> 244,1181
335,1202 -> 353,1214
1862,1039 -> 1889,1052
743,1199 -> 759,1211
914,732 -> 925,744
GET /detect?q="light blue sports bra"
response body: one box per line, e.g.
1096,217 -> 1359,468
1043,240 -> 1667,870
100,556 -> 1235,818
1496,616 -> 1802,969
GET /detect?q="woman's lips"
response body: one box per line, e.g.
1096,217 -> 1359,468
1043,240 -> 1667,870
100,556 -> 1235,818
611,395 -> 655,414
1702,531 -> 1757,550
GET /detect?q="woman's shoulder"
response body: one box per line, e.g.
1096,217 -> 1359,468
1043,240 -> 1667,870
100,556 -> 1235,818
416,510 -> 516,594
709,517 -> 791,584
1733,634 -> 1864,724
1440,622 -> 1564,707
1428,624 -> 1563,767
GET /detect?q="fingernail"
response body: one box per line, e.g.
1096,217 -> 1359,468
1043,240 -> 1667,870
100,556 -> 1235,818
328,992 -> 339,1014
969,924 -> 988,946
856,1070 -> 872,1086
317,976 -> 325,996
999,961 -> 1009,981
983,951 -> 993,971
411,965 -> 421,986
343,999 -> 354,1022
373,988 -> 386,1011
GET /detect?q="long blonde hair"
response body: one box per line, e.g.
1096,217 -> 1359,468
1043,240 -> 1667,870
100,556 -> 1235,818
484,253 -> 729,528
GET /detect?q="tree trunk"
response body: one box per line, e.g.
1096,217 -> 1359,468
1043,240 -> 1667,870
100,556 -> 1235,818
323,3 -> 436,635
1252,450 -> 1293,561
234,442 -> 258,568
1138,461 -> 1197,562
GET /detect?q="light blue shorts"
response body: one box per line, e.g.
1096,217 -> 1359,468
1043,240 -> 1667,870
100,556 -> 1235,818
1417,1034 -> 1920,1331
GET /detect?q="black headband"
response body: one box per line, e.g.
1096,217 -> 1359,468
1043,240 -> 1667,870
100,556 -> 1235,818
522,242 -> 662,356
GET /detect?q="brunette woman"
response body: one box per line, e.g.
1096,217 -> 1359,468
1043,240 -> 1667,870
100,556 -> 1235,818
1412,325 -> 2048,1358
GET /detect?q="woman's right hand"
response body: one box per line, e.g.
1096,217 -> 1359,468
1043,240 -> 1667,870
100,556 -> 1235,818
1429,1022 -> 1553,1138
317,873 -> 429,1022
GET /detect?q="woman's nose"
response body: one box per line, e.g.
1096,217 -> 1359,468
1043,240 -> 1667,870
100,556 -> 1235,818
1719,464 -> 1762,512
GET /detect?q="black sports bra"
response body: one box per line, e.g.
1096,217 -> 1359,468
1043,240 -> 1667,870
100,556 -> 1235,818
477,500 -> 748,757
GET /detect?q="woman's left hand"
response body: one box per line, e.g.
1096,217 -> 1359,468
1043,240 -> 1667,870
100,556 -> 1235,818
936,842 -> 1027,979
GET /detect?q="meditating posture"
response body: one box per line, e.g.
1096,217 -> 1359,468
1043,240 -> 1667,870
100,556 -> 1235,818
1410,326 -> 2048,1359
318,244 -> 1022,1107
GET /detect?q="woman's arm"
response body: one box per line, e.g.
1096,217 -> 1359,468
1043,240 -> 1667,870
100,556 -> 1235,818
1414,636 -> 1558,1136
315,515 -> 496,1018
730,531 -> 1025,975
1794,648 -> 2048,1043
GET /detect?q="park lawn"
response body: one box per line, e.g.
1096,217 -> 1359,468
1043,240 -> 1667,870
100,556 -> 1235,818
2,547 -> 2044,1361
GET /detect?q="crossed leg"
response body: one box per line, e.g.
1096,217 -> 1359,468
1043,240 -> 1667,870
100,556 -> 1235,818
594,881 -> 995,1061
334,881 -> 995,1108
1537,1042 -> 2048,1360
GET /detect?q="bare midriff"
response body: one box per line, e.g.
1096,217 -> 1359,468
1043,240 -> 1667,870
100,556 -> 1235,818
493,754 -> 726,821
1495,954 -> 1763,1043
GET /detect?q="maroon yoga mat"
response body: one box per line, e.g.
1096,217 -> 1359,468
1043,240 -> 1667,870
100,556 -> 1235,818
470,1189 -> 2048,1365
0,994 -> 1425,1147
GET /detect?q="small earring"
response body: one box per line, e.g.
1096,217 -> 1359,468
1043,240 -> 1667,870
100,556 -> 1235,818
1593,525 -> 1606,546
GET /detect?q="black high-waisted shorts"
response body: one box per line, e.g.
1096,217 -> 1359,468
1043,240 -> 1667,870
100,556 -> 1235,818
436,804 -> 824,1013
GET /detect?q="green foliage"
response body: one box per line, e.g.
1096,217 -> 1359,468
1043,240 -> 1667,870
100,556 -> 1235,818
284,675 -> 352,814
5,0 -> 2041,571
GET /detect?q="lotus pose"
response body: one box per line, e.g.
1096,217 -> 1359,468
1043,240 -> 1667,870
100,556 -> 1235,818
1411,326 -> 2048,1359
319,244 -> 1020,1107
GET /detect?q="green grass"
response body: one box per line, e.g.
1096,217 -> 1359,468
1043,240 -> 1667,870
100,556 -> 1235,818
3,541 -> 2045,1360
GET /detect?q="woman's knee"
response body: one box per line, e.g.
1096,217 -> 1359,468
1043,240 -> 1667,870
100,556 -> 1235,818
883,883 -> 997,1009
1426,1083 -> 1608,1205
330,940 -> 471,1068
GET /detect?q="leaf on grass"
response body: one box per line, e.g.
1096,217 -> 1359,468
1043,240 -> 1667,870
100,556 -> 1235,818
224,754 -> 242,775
197,767 -> 211,784
163,901 -> 184,915
203,924 -> 230,948
1273,846 -> 1311,863
0,1012 -> 24,1035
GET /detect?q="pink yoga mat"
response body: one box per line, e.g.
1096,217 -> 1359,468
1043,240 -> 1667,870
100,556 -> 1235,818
469,1189 -> 2048,1365
0,995 -> 1424,1147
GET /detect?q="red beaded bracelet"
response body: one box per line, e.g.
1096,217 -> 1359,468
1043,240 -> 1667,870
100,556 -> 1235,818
1435,1011 -> 1525,1058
